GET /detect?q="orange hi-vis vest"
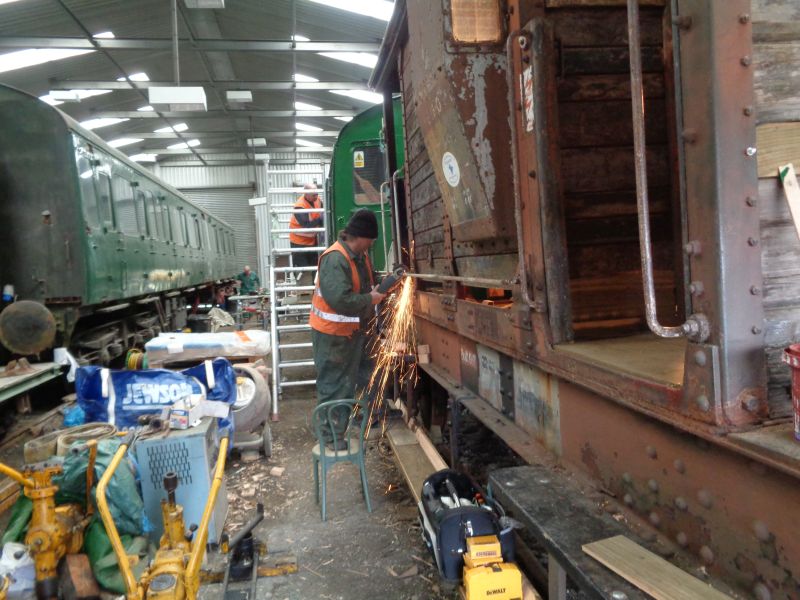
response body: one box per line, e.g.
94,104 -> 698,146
289,195 -> 323,245
309,241 -> 375,336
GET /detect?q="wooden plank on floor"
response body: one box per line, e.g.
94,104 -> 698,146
387,428 -> 436,503
582,536 -> 732,600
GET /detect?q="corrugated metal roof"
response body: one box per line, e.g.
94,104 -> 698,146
0,0 -> 391,163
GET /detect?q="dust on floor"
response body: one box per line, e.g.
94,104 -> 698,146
199,394 -> 450,600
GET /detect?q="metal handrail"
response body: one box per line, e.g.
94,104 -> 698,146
627,0 -> 700,339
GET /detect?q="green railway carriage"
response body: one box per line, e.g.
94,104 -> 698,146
0,84 -> 237,361
327,100 -> 404,272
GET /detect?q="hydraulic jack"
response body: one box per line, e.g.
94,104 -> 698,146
0,440 -> 98,599
97,432 -> 230,600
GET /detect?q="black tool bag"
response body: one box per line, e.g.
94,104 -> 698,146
418,469 -> 515,583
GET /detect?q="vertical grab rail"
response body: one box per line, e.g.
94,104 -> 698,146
627,0 -> 702,340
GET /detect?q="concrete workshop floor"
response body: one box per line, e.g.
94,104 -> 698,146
199,394 -> 449,600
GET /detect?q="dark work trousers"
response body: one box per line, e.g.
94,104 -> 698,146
290,242 -> 319,272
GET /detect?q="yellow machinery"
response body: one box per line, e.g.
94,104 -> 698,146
97,432 -> 229,600
0,440 -> 98,599
462,535 -> 523,600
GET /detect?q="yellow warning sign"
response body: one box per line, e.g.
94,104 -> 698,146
354,150 -> 365,168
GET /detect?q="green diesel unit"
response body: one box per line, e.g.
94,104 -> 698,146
327,100 -> 405,272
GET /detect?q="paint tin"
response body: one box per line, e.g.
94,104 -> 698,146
781,344 -> 800,441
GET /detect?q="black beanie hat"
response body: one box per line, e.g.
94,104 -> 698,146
344,209 -> 379,239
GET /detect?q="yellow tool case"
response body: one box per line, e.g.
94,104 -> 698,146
463,562 -> 523,600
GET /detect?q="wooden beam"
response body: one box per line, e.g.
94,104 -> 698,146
779,163 -> 800,242
582,536 -> 732,600
757,122 -> 800,177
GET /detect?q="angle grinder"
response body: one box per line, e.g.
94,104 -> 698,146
377,266 -> 408,294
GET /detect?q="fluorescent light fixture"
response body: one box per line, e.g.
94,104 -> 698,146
129,153 -> 158,162
247,138 -> 267,147
80,117 -> 129,130
294,73 -> 319,83
39,95 -> 63,106
226,90 -> 252,103
138,105 -> 154,112
167,139 -> 201,149
294,101 -> 321,111
185,0 -> 225,7
0,0 -> 24,5
154,122 -> 188,133
292,35 -> 310,42
330,89 -> 383,104
79,170 -> 93,179
295,122 -> 323,132
318,52 -> 379,69
295,138 -> 323,148
306,0 -> 393,21
0,48 -> 94,75
117,72 -> 149,82
335,116 -> 353,122
48,88 -> 112,102
108,137 -> 143,148
149,87 -> 207,111
93,31 -> 116,39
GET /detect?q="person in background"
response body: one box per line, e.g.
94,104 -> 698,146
310,210 -> 386,445
289,183 -> 324,283
236,265 -> 260,295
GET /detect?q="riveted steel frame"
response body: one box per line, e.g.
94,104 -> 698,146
676,0 -> 766,426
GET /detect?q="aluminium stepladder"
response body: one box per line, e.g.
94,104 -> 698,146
266,170 -> 327,420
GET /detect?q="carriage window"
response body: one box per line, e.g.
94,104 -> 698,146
193,218 -> 203,249
450,0 -> 503,43
134,191 -> 147,235
352,144 -> 385,205
158,197 -> 170,240
113,175 -> 137,235
171,207 -> 184,245
182,212 -> 192,248
96,170 -> 115,228
145,192 -> 160,239
76,154 -> 99,228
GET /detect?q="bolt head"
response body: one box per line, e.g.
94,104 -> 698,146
753,520 -> 771,542
611,592 -> 629,600
693,351 -> 707,367
753,583 -> 772,600
622,472 -> 632,484
739,13 -> 751,24
743,106 -> 754,116
676,532 -> 688,547
752,325 -> 763,335
746,196 -> 757,206
649,511 -> 661,527
742,394 -> 760,412
646,445 -> 658,459
699,545 -> 715,564
648,479 -> 659,493
675,496 -> 688,511
748,237 -> 759,246
741,56 -> 752,67
673,459 -> 686,474
746,146 -> 757,156
697,489 -> 713,508
623,493 -> 633,506
695,394 -> 710,411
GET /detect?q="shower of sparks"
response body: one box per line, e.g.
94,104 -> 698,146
359,275 -> 418,438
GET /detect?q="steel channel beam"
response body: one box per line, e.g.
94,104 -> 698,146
677,0 -> 766,425
93,110 -> 357,119
50,81 -> 369,90
132,131 -> 339,139
152,146 -> 332,154
0,37 -> 381,52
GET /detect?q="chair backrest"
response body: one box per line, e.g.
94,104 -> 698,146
311,397 -> 369,457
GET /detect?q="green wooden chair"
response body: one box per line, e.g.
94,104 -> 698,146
311,398 -> 372,521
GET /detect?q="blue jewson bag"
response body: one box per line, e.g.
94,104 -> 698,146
76,358 -> 237,434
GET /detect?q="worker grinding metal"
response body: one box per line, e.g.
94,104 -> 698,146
310,209 -> 386,444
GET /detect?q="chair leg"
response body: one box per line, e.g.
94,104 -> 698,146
321,460 -> 328,521
313,456 -> 319,504
359,456 -> 372,513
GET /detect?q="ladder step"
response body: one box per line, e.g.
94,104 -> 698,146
273,247 -> 326,254
272,228 -> 325,234
267,188 -> 327,194
273,266 -> 318,273
274,286 -> 315,292
279,379 -> 317,388
270,208 -> 326,214
275,304 -> 312,311
278,342 -> 313,349
276,324 -> 311,331
279,360 -> 315,368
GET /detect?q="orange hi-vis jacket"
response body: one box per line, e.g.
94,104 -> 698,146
289,195 -> 323,245
309,241 -> 375,336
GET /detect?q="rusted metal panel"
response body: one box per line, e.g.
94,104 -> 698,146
459,337 -> 479,395
558,380 -> 799,599
416,317 -> 461,382
404,0 -> 516,243
477,344 -> 503,411
513,360 -> 561,456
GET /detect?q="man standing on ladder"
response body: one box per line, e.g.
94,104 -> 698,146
310,209 -> 386,425
289,182 -> 324,284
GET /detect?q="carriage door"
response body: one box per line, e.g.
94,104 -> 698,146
351,142 -> 391,271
